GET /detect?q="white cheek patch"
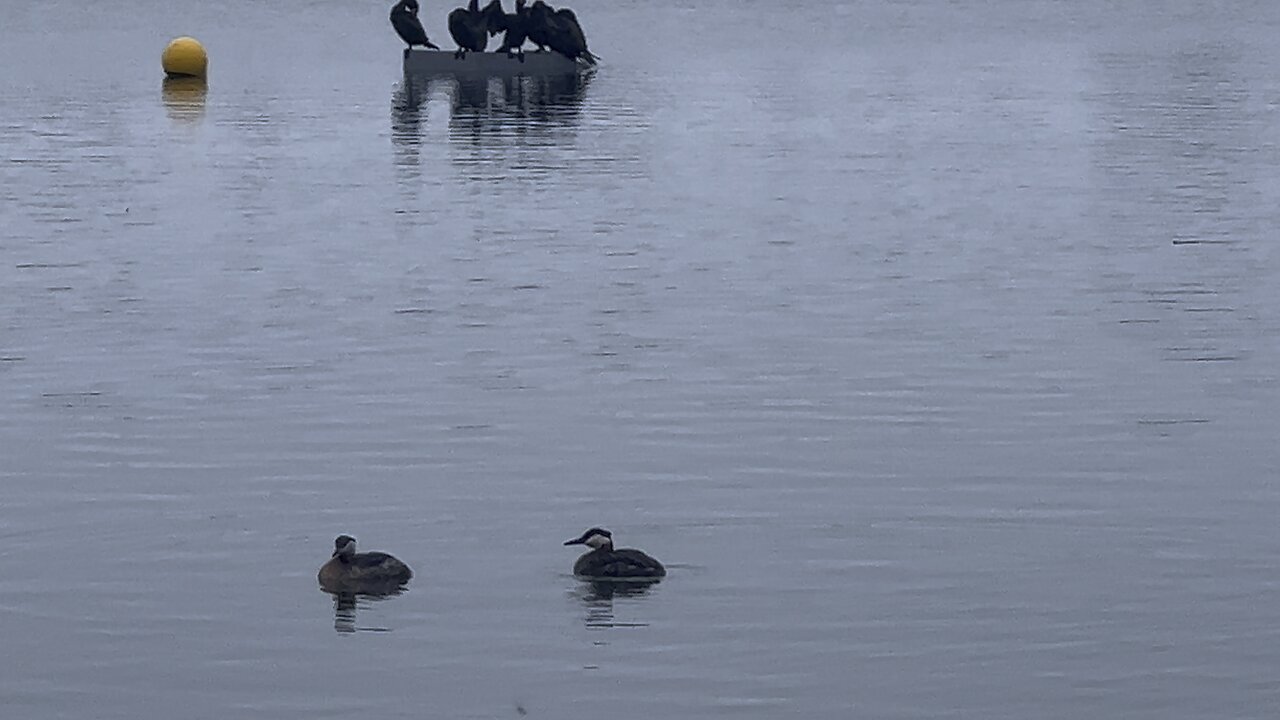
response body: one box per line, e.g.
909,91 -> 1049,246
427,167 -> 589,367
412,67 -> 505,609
584,533 -> 611,549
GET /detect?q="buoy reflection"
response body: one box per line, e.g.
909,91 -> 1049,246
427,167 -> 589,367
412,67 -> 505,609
162,76 -> 207,123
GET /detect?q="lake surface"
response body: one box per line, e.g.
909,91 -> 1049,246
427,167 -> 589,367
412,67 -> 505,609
3,0 -> 1280,717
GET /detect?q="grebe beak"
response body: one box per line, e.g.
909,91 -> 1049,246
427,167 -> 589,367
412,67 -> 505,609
564,537 -> 584,546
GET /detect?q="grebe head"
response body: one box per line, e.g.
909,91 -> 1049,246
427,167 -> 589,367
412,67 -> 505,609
564,527 -> 613,550
332,535 -> 357,558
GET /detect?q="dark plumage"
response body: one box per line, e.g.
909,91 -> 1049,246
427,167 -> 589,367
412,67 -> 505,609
553,8 -> 596,64
480,0 -> 510,38
528,1 -> 597,65
448,0 -> 489,57
495,0 -> 530,54
564,527 -> 665,579
524,0 -> 553,52
391,0 -> 441,50
574,548 -> 667,578
318,535 -> 413,593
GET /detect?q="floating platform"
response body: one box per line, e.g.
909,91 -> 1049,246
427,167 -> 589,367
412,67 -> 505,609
404,49 -> 586,78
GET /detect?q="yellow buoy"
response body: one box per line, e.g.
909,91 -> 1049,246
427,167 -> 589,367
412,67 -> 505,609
161,37 -> 208,79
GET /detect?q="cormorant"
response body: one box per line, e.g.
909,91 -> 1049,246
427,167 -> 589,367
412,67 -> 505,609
448,0 -> 489,58
480,0 -> 512,46
553,8 -> 596,65
528,1 -> 597,65
496,0 -> 530,56
391,0 -> 440,50
525,0 -> 554,53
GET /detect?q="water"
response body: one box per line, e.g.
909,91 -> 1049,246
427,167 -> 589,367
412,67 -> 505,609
3,0 -> 1280,717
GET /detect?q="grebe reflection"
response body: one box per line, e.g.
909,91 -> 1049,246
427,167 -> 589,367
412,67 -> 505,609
326,589 -> 405,634
572,579 -> 659,629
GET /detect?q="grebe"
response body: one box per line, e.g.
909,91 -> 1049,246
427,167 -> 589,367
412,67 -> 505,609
563,527 -> 665,579
318,535 -> 413,593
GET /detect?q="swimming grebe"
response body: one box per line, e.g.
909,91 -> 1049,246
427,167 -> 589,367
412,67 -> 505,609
317,535 -> 413,593
563,527 -> 665,579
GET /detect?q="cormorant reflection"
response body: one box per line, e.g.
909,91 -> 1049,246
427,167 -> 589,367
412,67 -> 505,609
391,76 -> 429,170
571,579 -> 659,629
392,70 -> 591,185
323,587 -> 406,634
449,72 -> 591,150
391,71 -> 591,145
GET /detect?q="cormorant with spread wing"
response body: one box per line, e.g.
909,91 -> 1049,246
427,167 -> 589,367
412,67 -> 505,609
448,0 -> 490,58
495,0 -> 531,56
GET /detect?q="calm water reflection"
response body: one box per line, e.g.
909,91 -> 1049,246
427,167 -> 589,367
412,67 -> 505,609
571,579 -> 660,629
3,0 -> 1280,718
160,77 -> 208,124
392,72 -> 591,149
326,589 -> 407,634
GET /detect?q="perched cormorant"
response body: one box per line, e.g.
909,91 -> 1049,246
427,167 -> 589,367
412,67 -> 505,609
448,0 -> 489,58
528,1 -> 597,65
495,0 -> 530,55
554,8 -> 596,65
564,527 -> 665,579
391,0 -> 441,50
318,535 -> 413,593
524,0 -> 554,53
480,0 -> 508,36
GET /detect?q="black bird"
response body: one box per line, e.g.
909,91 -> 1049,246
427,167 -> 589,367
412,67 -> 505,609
524,0 -> 553,52
552,7 -> 597,65
495,0 -> 530,55
480,0 -> 512,44
564,527 -> 665,579
391,0 -> 440,50
528,1 -> 597,65
448,0 -> 489,58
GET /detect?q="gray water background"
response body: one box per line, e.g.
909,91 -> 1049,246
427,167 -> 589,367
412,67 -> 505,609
3,0 -> 1280,717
